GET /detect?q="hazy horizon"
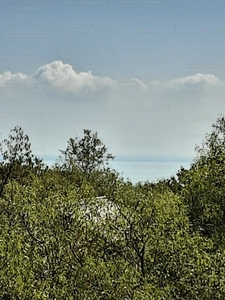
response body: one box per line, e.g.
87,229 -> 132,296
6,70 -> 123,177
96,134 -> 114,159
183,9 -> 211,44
1,0 -> 224,183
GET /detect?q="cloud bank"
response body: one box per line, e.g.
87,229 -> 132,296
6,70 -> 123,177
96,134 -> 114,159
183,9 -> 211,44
0,71 -> 29,87
0,60 -> 223,97
33,60 -> 116,93
166,73 -> 221,87
1,61 -> 224,176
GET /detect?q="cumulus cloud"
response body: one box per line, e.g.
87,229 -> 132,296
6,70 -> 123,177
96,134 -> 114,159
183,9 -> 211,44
166,73 -> 221,87
120,78 -> 147,90
0,62 -> 223,100
33,60 -> 116,93
0,71 -> 29,87
119,73 -> 221,96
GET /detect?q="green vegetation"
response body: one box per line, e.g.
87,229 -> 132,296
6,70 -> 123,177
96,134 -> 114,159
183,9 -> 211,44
1,117 -> 225,299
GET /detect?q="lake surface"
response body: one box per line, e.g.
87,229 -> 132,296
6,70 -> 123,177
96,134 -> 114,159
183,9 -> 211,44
43,155 -> 193,184
109,160 -> 193,184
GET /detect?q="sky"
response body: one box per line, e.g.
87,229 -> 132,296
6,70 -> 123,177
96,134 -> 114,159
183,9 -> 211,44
0,0 -> 225,183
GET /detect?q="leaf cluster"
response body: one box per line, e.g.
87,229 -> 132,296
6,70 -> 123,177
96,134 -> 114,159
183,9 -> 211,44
0,121 -> 225,299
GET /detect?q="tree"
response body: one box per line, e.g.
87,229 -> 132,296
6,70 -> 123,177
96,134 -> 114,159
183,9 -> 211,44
0,126 -> 45,196
1,144 -> 225,298
59,129 -> 115,179
3,122 -> 225,298
193,114 -> 225,166
178,115 -> 225,242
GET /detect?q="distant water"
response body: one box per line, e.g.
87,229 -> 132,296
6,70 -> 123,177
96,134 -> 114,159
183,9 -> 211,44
41,155 -> 193,185
109,160 -> 193,184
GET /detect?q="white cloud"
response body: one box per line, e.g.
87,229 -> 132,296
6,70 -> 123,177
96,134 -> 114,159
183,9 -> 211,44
119,73 -> 221,94
166,73 -> 221,87
33,60 -> 116,93
120,78 -> 147,90
0,71 -> 29,86
0,61 -> 223,94
1,63 -> 225,184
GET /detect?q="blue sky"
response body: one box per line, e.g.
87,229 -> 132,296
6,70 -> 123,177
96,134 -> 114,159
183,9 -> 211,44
0,0 -> 225,183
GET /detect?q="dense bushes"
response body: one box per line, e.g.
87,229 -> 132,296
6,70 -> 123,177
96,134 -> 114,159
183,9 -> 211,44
1,118 -> 225,299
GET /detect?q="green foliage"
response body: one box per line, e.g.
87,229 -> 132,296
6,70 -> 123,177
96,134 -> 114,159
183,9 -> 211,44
178,116 -> 225,244
59,129 -> 114,179
1,121 -> 225,298
1,176 -> 224,299
0,126 -> 46,196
